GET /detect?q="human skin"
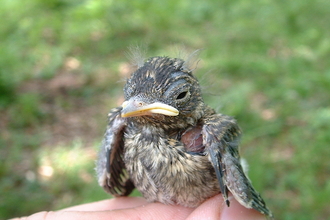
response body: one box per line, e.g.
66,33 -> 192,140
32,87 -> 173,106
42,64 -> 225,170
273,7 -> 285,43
11,194 -> 266,220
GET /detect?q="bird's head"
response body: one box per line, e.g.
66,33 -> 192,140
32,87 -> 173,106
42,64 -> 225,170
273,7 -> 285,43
121,55 -> 205,128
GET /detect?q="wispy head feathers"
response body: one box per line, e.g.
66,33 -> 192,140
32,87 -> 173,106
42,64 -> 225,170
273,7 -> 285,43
126,45 -> 147,68
181,49 -> 203,73
126,45 -> 202,73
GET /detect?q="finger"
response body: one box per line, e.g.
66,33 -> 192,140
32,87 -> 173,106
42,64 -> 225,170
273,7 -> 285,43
186,193 -> 267,220
185,194 -> 224,220
61,197 -> 148,211
11,201 -> 194,220
221,195 -> 266,220
111,202 -> 194,220
10,210 -> 117,220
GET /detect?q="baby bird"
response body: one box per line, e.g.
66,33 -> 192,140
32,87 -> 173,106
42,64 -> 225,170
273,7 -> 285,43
96,53 -> 274,219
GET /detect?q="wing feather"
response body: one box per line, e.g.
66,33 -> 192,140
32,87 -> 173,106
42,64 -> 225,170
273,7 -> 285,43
203,112 -> 274,219
96,107 -> 135,196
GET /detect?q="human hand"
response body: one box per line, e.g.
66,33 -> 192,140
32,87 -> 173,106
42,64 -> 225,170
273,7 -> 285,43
11,194 -> 266,220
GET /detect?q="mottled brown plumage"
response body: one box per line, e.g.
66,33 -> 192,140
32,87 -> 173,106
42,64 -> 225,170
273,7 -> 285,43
96,55 -> 274,219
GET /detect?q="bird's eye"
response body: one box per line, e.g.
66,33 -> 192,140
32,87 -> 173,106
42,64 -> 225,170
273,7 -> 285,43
176,91 -> 188,100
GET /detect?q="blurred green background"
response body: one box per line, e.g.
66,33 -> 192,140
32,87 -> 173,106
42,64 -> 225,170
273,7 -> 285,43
1,0 -> 329,219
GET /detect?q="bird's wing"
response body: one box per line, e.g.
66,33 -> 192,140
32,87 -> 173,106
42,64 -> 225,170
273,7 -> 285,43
202,113 -> 274,219
96,107 -> 135,196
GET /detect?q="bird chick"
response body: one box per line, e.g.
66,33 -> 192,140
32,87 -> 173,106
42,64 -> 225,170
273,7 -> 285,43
96,54 -> 274,219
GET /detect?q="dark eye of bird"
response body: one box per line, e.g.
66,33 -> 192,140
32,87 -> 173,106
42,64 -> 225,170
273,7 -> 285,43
176,91 -> 188,100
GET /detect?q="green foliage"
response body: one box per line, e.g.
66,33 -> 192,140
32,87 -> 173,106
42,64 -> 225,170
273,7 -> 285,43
1,0 -> 330,219
9,93 -> 46,128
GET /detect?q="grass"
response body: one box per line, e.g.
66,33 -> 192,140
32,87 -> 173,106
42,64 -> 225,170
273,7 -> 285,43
1,0 -> 330,219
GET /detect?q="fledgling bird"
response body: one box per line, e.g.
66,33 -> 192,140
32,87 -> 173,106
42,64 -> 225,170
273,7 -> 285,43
96,52 -> 274,219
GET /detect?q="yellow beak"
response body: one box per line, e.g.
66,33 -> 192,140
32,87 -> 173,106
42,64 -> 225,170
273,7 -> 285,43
121,99 -> 179,118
